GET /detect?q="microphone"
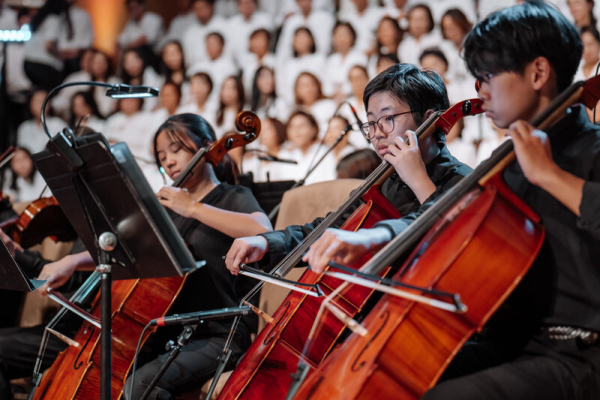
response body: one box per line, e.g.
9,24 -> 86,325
346,102 -> 370,144
257,154 -> 298,164
150,306 -> 253,327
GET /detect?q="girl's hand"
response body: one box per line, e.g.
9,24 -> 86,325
156,187 -> 196,218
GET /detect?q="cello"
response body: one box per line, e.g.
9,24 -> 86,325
217,99 -> 483,400
30,111 -> 261,400
289,77 -> 600,400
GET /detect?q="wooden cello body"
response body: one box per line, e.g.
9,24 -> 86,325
31,112 -> 262,400
291,77 -> 600,400
217,100 -> 483,400
32,277 -> 186,400
292,184 -> 544,400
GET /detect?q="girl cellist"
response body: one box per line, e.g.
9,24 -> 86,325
302,3 -> 600,399
30,113 -> 272,399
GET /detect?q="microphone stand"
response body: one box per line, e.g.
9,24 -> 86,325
138,324 -> 197,400
137,307 -> 252,400
267,125 -> 352,222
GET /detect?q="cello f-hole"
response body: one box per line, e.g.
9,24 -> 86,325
351,310 -> 390,373
74,325 -> 95,370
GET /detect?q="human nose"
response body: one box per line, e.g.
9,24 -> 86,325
477,82 -> 490,102
164,154 -> 177,170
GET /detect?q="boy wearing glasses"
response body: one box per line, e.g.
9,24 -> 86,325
225,62 -> 472,274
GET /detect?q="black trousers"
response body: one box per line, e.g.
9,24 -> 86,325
123,331 -> 248,400
0,316 -> 79,400
422,335 -> 600,400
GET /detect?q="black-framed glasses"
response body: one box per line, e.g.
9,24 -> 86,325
360,111 -> 414,140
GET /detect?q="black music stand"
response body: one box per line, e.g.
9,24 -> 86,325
0,236 -> 46,292
32,132 -> 200,400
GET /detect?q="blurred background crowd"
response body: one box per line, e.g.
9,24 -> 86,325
0,0 -> 595,205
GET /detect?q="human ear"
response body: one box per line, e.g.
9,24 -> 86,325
530,56 -> 552,91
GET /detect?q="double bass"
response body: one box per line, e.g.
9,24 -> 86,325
289,77 -> 600,399
217,99 -> 484,400
30,111 -> 261,400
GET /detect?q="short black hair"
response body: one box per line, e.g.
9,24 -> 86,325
464,1 -> 582,92
419,48 -> 448,68
363,63 -> 449,127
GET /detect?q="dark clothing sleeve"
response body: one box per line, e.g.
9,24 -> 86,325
13,237 -> 90,294
260,144 -> 472,269
259,216 -> 326,270
577,176 -> 600,241
14,249 -> 50,278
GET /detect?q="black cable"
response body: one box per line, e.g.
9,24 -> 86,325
128,322 -> 152,400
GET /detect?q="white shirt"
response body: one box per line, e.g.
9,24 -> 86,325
440,40 -> 470,83
241,145 -> 285,182
226,11 -> 273,64
342,7 -> 387,54
274,141 -> 336,184
271,0 -> 335,24
82,115 -> 106,134
17,117 -> 68,154
118,11 -> 164,50
398,30 -> 443,66
24,15 -> 62,70
104,111 -> 155,160
94,76 -> 122,118
140,67 -> 164,112
213,108 -> 242,139
181,15 -> 229,67
340,96 -> 371,150
446,138 -> 477,168
275,11 -> 335,61
322,51 -> 368,97
176,102 -> 217,128
0,5 -> 17,30
304,99 -> 338,138
574,60 -> 600,82
253,97 -> 291,124
57,7 -> 94,52
277,53 -> 326,106
51,70 -> 91,117
3,173 -> 48,203
187,56 -> 238,108
5,43 -> 32,95
241,52 -> 277,96
478,0 -> 516,20
476,135 -> 510,166
158,12 -> 197,49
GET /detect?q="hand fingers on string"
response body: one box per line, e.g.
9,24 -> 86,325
303,236 -> 327,270
317,240 -> 347,272
307,234 -> 338,274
